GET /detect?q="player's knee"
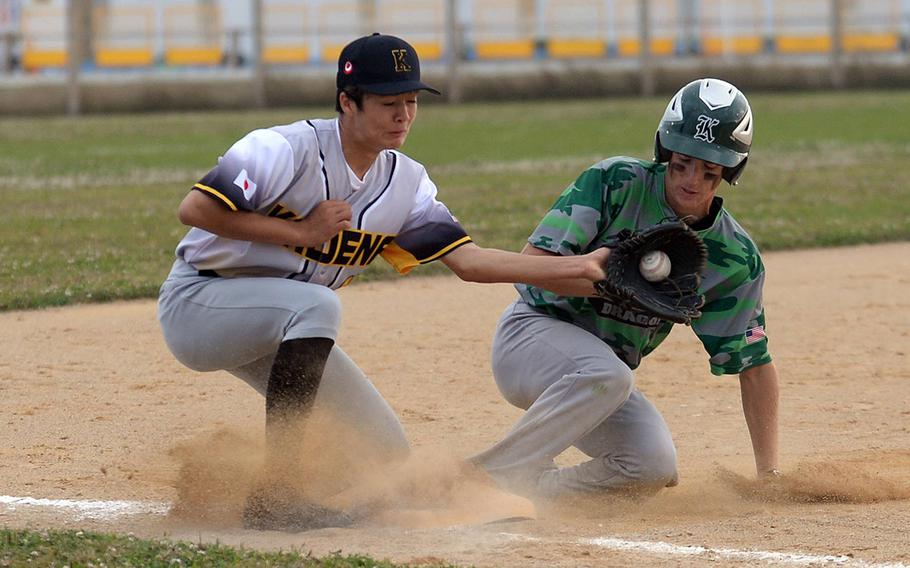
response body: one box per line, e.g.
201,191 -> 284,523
614,365 -> 635,398
585,363 -> 635,402
159,330 -> 220,372
171,351 -> 231,373
636,441 -> 679,487
285,287 -> 342,339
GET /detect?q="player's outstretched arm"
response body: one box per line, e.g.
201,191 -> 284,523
440,242 -> 608,296
739,361 -> 780,477
177,191 -> 351,247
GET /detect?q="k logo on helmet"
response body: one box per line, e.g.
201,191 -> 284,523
391,49 -> 411,72
694,115 -> 720,143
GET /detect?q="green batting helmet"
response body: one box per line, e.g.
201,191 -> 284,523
654,78 -> 753,184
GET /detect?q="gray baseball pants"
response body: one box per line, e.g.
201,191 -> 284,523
470,300 -> 678,498
157,259 -> 409,462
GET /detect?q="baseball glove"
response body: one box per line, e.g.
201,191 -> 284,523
593,221 -> 708,325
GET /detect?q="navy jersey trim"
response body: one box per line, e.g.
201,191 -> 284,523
419,235 -> 473,264
326,267 -> 345,288
395,222 -> 471,263
357,153 -> 398,228
193,183 -> 238,211
305,120 -> 330,200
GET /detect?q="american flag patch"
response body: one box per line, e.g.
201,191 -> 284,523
745,326 -> 766,344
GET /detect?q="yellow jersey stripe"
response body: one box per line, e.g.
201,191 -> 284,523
194,183 -> 238,211
419,236 -> 473,264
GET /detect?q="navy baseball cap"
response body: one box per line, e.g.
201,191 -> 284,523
337,33 -> 441,96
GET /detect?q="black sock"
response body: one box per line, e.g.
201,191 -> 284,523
265,337 -> 334,431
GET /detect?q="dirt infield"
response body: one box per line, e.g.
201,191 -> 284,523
2,242 -> 909,567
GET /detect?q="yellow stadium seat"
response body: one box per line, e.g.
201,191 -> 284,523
702,36 -> 763,56
617,38 -> 675,57
844,33 -> 898,52
96,48 -> 154,67
264,46 -> 310,64
651,38 -> 674,56
475,40 -> 535,59
410,42 -> 443,60
776,35 -> 831,53
548,39 -> 605,58
162,4 -> 222,66
165,47 -> 222,66
92,5 -> 154,68
321,44 -> 346,64
22,49 -> 67,69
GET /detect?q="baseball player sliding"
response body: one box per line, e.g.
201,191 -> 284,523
157,33 -> 608,532
470,78 -> 782,499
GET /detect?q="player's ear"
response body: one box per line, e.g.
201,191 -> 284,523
338,91 -> 349,114
337,90 -> 350,114
338,90 -> 360,115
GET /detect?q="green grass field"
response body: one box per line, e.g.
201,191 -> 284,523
0,528 -> 457,568
1,90 -> 909,311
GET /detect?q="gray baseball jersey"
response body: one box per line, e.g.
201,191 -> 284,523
176,117 -> 471,287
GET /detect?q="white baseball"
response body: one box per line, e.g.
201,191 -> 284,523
640,250 -> 671,282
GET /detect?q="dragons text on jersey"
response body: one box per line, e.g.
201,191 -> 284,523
518,157 -> 771,375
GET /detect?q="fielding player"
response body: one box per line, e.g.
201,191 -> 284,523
157,33 -> 608,531
470,78 -> 782,499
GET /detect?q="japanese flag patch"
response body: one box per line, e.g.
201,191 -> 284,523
234,168 -> 258,197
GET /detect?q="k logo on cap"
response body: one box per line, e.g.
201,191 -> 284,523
391,49 -> 411,73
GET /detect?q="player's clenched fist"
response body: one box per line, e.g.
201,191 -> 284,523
296,199 -> 352,246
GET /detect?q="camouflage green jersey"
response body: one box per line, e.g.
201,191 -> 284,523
518,157 -> 772,376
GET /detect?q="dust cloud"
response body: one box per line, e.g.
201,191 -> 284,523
716,451 -> 910,504
166,409 -> 535,529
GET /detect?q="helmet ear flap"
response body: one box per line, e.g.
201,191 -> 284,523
654,132 -> 672,163
723,156 -> 748,185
